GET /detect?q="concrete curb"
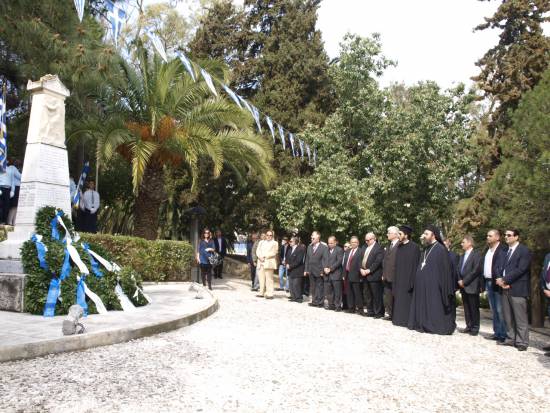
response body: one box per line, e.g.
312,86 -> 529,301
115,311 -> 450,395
0,288 -> 219,363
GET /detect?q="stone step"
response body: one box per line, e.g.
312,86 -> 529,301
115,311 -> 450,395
0,273 -> 26,312
0,259 -> 24,274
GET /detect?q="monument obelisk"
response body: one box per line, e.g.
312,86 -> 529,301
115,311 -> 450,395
0,74 -> 71,311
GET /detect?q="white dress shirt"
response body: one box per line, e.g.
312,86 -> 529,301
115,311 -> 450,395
483,245 -> 497,279
81,189 -> 100,214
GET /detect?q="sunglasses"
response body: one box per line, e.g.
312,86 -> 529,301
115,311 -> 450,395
504,234 -> 515,237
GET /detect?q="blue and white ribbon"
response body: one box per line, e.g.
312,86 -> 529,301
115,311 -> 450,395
50,213 -> 62,241
175,51 -> 196,81
115,282 -> 136,312
222,85 -> 242,108
289,133 -> 296,157
265,116 -> 275,143
278,124 -> 286,150
106,0 -> 126,48
146,29 -> 168,63
31,234 -> 49,271
83,281 -> 107,314
43,277 -> 61,317
82,243 -> 103,277
200,68 -> 218,96
60,248 -> 71,281
73,0 -> 85,22
76,275 -> 88,316
238,96 -> 253,114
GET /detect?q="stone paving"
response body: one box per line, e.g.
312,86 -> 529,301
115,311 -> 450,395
0,277 -> 549,412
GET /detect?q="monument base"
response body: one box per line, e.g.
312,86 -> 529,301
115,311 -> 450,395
0,260 -> 26,312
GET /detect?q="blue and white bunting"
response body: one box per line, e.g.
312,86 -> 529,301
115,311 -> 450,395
200,68 -> 218,96
238,95 -> 253,114
278,124 -> 286,150
251,105 -> 262,133
60,248 -> 71,281
265,116 -> 275,143
0,87 -> 7,172
299,139 -> 305,158
73,0 -> 85,22
72,161 -> 90,207
76,275 -> 88,316
106,0 -> 126,48
82,243 -> 103,278
289,133 -> 296,157
222,85 -> 242,108
146,29 -> 168,63
175,51 -> 196,81
306,145 -> 311,163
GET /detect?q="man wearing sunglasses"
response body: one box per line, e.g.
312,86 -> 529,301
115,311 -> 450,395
496,229 -> 532,351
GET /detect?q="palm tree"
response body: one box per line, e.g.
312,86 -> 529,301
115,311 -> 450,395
73,49 -> 274,239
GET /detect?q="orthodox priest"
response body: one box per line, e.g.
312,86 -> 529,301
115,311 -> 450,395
408,225 -> 456,335
392,225 -> 421,327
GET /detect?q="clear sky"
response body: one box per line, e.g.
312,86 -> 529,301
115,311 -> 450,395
144,0 -> 506,89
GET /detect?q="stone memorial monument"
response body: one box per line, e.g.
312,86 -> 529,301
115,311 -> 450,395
0,74 -> 71,311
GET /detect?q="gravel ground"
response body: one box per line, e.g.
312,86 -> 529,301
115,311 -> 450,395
1,278 -> 549,413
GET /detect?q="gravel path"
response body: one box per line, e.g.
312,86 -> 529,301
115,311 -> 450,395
1,278 -> 549,412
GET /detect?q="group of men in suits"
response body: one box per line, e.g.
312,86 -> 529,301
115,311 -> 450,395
257,224 -> 546,353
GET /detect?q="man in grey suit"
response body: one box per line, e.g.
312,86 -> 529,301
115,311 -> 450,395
457,235 -> 483,335
323,236 -> 344,311
305,231 -> 329,307
382,226 -> 400,320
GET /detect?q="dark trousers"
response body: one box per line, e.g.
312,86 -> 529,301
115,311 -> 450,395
289,277 -> 303,301
461,291 -> 480,332
502,289 -> 529,347
0,186 -> 10,224
249,264 -> 256,287
364,281 -> 384,316
82,209 -> 98,233
200,264 -> 213,290
310,275 -> 324,305
303,275 -> 310,296
214,259 -> 224,278
346,281 -> 363,311
324,278 -> 343,309
383,280 -> 393,317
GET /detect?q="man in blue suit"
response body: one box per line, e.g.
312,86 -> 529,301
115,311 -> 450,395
496,229 -> 532,351
541,252 -> 550,357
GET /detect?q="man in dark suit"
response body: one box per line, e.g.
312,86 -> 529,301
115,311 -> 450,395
482,229 -> 509,342
541,252 -> 550,357
382,226 -> 400,320
497,229 -> 532,351
361,232 -> 385,318
343,236 -> 364,315
213,229 -> 228,279
457,235 -> 483,336
323,236 -> 344,311
286,237 -> 306,303
304,231 -> 329,308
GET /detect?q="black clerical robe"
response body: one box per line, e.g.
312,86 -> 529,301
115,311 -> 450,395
392,240 -> 420,327
408,241 -> 456,335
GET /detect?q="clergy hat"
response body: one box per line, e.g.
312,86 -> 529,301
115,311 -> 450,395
398,225 -> 413,236
424,224 -> 443,244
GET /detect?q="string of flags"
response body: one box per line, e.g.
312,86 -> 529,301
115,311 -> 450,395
0,85 -> 7,172
70,0 -> 317,166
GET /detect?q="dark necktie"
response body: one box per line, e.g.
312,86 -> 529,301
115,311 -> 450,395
505,249 -> 512,262
346,249 -> 355,272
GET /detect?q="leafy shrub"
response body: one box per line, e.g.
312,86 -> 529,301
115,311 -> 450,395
79,233 -> 194,282
22,206 -> 148,315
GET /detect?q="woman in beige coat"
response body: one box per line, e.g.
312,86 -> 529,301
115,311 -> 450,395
256,230 -> 279,299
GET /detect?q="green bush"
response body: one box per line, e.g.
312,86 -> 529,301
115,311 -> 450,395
22,206 -> 148,315
79,233 -> 194,282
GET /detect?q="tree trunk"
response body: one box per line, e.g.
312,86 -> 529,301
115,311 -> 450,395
132,165 -> 166,240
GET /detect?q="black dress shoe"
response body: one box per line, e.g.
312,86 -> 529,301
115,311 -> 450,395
335,308 -> 342,312
344,309 -> 355,314
497,340 -> 514,346
484,335 -> 498,341
544,352 -> 550,357
374,315 -> 383,319
542,345 -> 550,351
308,303 -> 317,307
265,296 -> 274,300
357,311 -> 367,317
469,331 -> 479,336
255,294 -> 264,298
516,345 -> 527,351
459,328 -> 471,333
295,299 -> 303,303
366,313 -> 375,317
382,316 -> 392,321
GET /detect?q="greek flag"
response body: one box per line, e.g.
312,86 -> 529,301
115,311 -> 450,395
106,0 -> 126,48
200,68 -> 218,96
0,88 -> 7,172
175,51 -> 196,81
146,29 -> 168,63
73,0 -> 85,22
265,116 -> 275,143
222,85 -> 242,108
72,161 -> 90,207
277,124 -> 286,150
299,139 -> 305,158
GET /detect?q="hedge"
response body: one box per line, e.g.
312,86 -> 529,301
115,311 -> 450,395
22,206 -> 148,315
79,233 -> 194,282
